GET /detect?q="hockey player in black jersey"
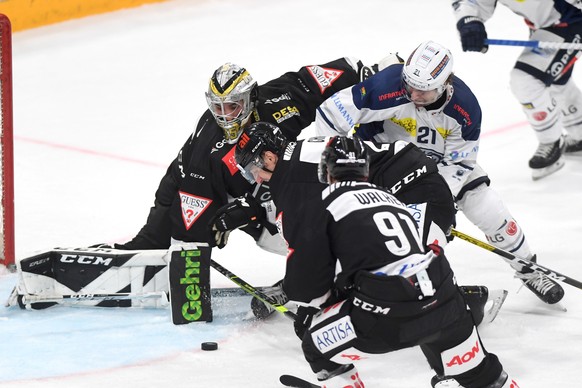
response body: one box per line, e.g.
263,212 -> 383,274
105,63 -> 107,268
232,122 -> 456,249
103,59 -> 366,251
9,59 -> 373,308
223,122 -> 502,327
279,136 -> 519,388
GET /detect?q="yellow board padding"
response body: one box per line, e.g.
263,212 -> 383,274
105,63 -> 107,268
0,0 -> 167,32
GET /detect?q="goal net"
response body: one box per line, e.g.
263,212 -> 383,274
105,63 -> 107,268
0,14 -> 14,269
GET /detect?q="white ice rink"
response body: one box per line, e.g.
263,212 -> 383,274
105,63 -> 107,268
1,0 -> 582,386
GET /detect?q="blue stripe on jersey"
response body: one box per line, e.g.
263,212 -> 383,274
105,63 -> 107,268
554,0 -> 582,24
443,77 -> 482,142
317,106 -> 340,133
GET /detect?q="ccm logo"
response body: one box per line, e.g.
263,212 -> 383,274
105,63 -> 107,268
446,340 -> 480,367
60,254 -> 113,266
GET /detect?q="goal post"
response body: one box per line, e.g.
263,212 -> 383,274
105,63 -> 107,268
0,13 -> 15,269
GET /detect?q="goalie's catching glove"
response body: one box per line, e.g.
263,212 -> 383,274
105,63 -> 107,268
208,192 -> 266,248
457,16 -> 488,53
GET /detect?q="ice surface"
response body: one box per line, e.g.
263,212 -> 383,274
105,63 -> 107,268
1,0 -> 581,386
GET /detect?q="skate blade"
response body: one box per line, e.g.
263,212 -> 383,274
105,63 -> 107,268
482,289 -> 508,325
531,157 -> 565,180
4,287 -> 19,308
546,300 -> 567,312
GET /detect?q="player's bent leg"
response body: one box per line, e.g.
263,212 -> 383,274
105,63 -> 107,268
423,310 -> 511,388
458,184 -> 564,304
457,183 -> 531,260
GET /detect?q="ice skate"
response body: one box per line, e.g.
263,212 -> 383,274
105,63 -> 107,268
460,286 -> 508,326
431,374 -> 461,388
515,256 -> 565,304
565,135 -> 582,155
529,136 -> 565,180
250,279 -> 288,319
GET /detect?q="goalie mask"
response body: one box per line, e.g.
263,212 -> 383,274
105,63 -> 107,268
235,122 -> 288,184
318,136 -> 369,184
401,41 -> 454,106
206,63 -> 258,143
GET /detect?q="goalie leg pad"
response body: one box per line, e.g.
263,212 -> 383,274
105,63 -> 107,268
168,246 -> 213,324
12,248 -> 171,309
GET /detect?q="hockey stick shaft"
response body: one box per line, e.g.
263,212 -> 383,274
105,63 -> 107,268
451,228 -> 582,290
210,258 -> 297,320
18,287 -> 250,306
486,38 -> 582,50
21,291 -> 168,305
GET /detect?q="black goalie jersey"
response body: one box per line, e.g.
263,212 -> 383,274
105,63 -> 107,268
118,58 -> 362,249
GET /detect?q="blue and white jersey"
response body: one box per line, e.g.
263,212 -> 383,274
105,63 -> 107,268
314,64 -> 482,196
451,0 -> 582,30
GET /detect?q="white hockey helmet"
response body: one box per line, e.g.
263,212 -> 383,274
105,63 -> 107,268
205,63 -> 258,143
401,41 -> 454,102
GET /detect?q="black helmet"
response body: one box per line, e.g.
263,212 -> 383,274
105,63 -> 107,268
318,136 -> 369,184
235,122 -> 288,184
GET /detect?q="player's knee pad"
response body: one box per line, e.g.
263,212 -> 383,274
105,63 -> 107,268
510,68 -> 562,143
457,184 -> 531,259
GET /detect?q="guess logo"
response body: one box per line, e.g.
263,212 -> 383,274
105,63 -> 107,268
306,65 -> 344,94
179,191 -> 212,230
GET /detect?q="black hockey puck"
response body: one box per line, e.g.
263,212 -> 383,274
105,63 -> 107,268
201,342 -> 218,351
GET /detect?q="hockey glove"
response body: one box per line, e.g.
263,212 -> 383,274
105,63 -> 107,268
208,192 -> 266,248
88,243 -> 117,249
457,16 -> 488,53
294,306 -> 319,340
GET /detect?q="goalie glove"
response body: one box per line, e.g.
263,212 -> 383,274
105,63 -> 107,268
457,16 -> 488,53
208,192 -> 266,248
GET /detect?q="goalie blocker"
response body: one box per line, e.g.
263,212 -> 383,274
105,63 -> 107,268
8,245 -> 213,325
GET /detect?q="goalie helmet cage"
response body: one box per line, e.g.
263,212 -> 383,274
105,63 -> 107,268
0,14 -> 15,269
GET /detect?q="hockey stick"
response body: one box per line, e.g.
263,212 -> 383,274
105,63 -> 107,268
451,228 -> 582,290
486,38 -> 582,51
209,258 -> 297,320
19,291 -> 169,306
13,287 -> 254,308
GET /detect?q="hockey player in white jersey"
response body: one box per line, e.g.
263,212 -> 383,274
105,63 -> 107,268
314,40 -> 565,305
452,0 -> 582,179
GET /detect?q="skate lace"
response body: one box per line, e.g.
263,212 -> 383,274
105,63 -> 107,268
515,272 -> 556,295
261,285 -> 288,305
533,142 -> 556,158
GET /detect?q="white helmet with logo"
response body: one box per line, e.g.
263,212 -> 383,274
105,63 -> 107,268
402,41 -> 454,98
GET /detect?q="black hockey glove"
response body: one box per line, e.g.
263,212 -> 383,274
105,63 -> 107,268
208,193 -> 266,248
293,306 -> 319,340
88,243 -> 117,249
457,16 -> 488,53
